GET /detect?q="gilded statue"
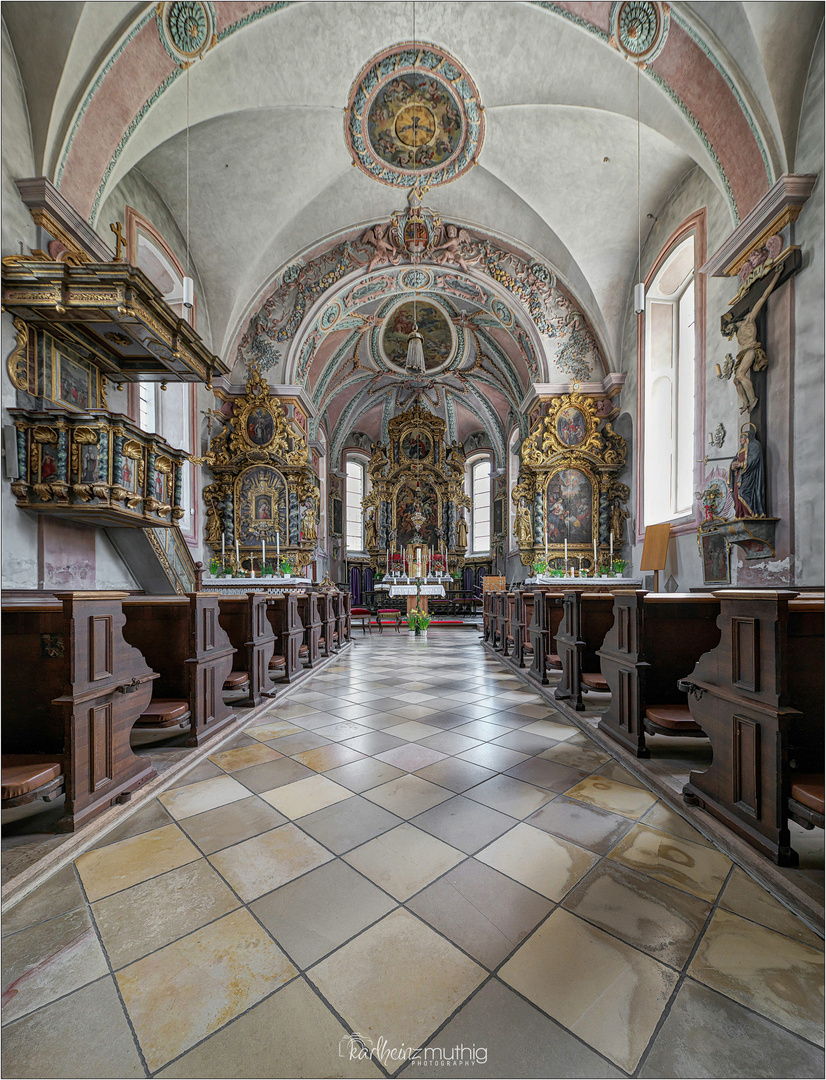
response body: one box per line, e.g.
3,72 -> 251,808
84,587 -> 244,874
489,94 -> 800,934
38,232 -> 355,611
364,508 -> 376,549
301,498 -> 318,541
457,509 -> 468,548
610,496 -> 629,546
723,263 -> 782,414
514,497 -> 533,544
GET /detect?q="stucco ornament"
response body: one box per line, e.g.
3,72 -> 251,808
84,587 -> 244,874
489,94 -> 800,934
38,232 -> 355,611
610,1 -> 670,64
156,1 -> 216,63
346,43 -> 485,188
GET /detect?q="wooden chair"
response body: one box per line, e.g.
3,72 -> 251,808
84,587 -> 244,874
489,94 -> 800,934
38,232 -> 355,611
350,606 -> 373,634
377,608 -> 402,633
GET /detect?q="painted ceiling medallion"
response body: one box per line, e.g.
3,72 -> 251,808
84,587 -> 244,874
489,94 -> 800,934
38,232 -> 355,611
346,43 -> 484,188
610,1 -> 670,64
156,1 -> 216,64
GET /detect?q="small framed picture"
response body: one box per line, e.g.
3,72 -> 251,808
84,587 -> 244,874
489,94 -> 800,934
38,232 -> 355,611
701,530 -> 730,585
56,352 -> 92,410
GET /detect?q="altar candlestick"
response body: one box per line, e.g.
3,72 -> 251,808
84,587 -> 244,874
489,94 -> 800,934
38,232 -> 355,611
222,532 -> 225,559
545,530 -> 548,558
276,531 -> 280,559
235,538 -> 240,569
564,539 -> 568,566
593,538 -> 597,569
610,533 -> 613,563
262,540 -> 266,568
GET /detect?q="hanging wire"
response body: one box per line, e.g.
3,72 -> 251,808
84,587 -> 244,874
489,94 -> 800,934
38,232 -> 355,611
186,65 -> 190,279
637,58 -> 641,284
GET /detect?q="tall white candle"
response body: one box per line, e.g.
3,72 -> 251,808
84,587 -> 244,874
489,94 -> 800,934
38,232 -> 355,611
610,533 -> 613,562
222,531 -> 225,558
235,538 -> 239,568
276,531 -> 280,558
593,538 -> 597,567
564,538 -> 568,565
262,540 -> 266,567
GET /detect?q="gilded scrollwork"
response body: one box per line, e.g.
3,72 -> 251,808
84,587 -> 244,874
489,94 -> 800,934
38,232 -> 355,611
7,318 -> 30,392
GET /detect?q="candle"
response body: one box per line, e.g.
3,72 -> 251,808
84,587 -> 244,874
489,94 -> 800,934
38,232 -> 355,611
564,539 -> 568,565
610,533 -> 613,563
222,532 -> 225,559
545,530 -> 548,558
262,540 -> 266,568
276,531 -> 280,559
593,538 -> 597,568
235,538 -> 239,569
386,548 -> 389,574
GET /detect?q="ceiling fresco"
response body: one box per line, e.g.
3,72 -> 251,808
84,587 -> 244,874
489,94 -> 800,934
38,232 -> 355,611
346,43 -> 484,188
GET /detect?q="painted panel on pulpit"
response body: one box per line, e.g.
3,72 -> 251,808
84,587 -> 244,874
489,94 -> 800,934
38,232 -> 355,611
545,468 -> 593,545
236,466 -> 287,546
396,481 -> 440,548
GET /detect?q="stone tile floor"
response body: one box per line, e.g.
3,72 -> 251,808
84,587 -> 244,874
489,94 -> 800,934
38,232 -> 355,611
2,631 -> 824,1078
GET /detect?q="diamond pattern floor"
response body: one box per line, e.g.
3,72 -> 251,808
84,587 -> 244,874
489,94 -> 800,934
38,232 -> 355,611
2,631 -> 823,1078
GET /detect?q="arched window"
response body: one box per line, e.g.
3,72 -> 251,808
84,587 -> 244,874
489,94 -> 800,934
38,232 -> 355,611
640,218 -> 703,529
345,457 -> 365,552
471,458 -> 491,553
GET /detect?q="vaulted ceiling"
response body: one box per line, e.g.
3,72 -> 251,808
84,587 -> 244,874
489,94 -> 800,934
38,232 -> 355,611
3,1 -> 822,460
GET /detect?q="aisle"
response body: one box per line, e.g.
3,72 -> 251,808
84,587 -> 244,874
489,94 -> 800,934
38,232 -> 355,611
2,632 -> 823,1078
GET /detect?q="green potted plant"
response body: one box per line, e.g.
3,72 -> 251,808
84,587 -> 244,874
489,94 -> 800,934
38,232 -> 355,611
261,563 -> 274,577
611,558 -> 628,576
209,557 -> 222,577
405,609 -> 420,634
450,569 -> 461,583
280,557 -> 292,578
418,610 -> 432,636
532,559 -> 547,576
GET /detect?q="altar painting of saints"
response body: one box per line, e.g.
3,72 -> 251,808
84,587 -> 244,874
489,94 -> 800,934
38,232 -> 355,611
247,407 -> 274,447
556,406 -> 586,447
81,445 -> 99,483
401,432 -> 431,460
122,459 -> 134,489
546,469 -> 592,544
58,356 -> 90,410
41,446 -> 57,481
396,483 -> 439,547
154,472 -> 164,500
255,495 -> 272,521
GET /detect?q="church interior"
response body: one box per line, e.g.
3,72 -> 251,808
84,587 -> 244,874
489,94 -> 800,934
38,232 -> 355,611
1,1 -> 824,1076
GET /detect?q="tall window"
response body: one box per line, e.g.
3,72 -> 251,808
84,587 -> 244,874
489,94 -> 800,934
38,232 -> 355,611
345,459 -> 364,552
643,233 -> 696,526
138,384 -> 156,434
471,458 -> 491,552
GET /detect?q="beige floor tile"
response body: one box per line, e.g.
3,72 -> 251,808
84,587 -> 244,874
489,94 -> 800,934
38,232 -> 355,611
689,909 -> 825,1045
719,867 -> 824,949
608,823 -> 732,902
539,740 -> 611,771
178,796 -> 287,854
75,823 -> 200,902
362,774 -> 453,817
117,908 -> 297,1071
293,743 -> 366,772
2,977 -> 145,1079
475,822 -> 598,901
640,800 -> 714,847
208,823 -> 333,901
92,859 -> 239,969
563,860 -> 711,968
521,719 -> 578,741
464,775 -> 555,818
383,720 -> 443,741
2,863 -> 86,937
308,908 -> 485,1059
563,776 -> 658,820
259,774 -> 353,818
500,908 -> 678,1072
158,775 -> 252,821
157,977 -> 384,1078
343,822 -> 465,900
1,907 -> 109,1024
246,721 -> 303,741
593,760 -> 648,790
208,743 -> 283,771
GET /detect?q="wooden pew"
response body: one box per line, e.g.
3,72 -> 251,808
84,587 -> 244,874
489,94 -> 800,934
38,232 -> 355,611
318,591 -> 339,655
482,591 -> 494,644
266,593 -> 305,683
512,590 -> 534,669
121,594 -> 235,746
335,591 -> 349,647
2,591 -> 157,831
528,590 -> 562,685
296,592 -> 322,668
681,590 -> 825,866
553,590 -> 615,710
492,591 -> 507,651
217,593 -> 275,706
502,593 -> 517,657
341,592 -> 352,643
597,591 -> 721,758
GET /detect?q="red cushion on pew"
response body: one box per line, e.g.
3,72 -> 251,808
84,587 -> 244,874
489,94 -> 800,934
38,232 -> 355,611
299,644 -> 309,657
269,654 -> 286,668
545,653 -> 562,667
2,756 -> 63,799
135,699 -> 189,726
350,608 -> 370,615
223,671 -> 249,689
644,704 -> 702,732
790,776 -> 825,816
581,672 -> 610,692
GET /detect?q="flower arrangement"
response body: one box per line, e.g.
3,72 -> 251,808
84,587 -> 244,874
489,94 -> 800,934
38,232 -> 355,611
261,563 -> 275,576
209,557 -> 222,576
532,559 -> 547,575
280,558 -> 292,575
374,571 -> 384,582
612,559 -> 628,574
406,607 -> 432,632
450,569 -> 461,582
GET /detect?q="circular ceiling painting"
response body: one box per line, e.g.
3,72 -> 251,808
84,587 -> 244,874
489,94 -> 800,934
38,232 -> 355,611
381,299 -> 455,371
346,43 -> 484,188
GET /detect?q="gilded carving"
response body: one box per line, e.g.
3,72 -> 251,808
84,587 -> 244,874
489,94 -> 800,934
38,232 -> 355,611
7,318 -> 29,391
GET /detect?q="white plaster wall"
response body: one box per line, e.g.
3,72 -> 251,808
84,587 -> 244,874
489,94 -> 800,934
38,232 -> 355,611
791,23 -> 825,585
2,23 -> 41,587
616,164 -> 734,591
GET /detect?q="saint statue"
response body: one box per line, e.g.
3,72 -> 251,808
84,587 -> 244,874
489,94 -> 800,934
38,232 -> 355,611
514,497 -> 533,544
457,510 -> 468,548
729,425 -> 766,518
723,264 -> 783,414
610,497 -> 629,546
364,509 -> 376,550
301,499 -> 318,540
405,325 -> 426,374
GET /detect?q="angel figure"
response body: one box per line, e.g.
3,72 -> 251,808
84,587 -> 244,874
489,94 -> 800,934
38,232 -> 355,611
362,223 -> 400,273
432,224 -> 474,273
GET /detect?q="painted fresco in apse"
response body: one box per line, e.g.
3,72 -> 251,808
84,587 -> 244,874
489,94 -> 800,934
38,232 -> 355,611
396,481 -> 440,548
382,301 -> 454,370
545,468 -> 593,545
367,74 -> 462,171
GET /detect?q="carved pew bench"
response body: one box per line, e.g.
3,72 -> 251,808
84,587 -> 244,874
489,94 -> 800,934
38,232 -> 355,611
218,593 -> 275,706
266,593 -> 305,684
554,590 -> 615,710
789,777 -> 825,831
528,590 -> 565,685
121,594 -> 235,747
597,590 -> 721,757
318,591 -> 340,651
2,755 -> 65,808
681,590 -> 825,866
297,592 -> 323,665
2,591 -> 157,831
